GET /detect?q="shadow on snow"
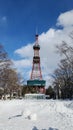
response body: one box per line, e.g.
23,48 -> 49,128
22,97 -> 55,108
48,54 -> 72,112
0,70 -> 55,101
8,114 -> 23,119
32,126 -> 59,130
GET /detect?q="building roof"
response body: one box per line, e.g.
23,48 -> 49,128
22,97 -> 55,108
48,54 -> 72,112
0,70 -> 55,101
27,79 -> 46,86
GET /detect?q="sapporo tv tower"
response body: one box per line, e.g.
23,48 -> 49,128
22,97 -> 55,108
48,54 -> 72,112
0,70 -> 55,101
27,34 -> 46,93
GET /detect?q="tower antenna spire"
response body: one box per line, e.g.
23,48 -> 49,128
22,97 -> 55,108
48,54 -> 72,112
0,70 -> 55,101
35,27 -> 39,45
36,26 -> 38,35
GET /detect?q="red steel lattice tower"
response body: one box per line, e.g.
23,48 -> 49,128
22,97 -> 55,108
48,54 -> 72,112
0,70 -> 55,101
30,34 -> 42,80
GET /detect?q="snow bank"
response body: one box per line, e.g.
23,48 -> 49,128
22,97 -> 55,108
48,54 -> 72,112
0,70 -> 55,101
65,101 -> 73,110
0,99 -> 73,130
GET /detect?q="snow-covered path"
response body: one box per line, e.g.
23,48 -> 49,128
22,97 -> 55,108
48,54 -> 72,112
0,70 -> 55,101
0,99 -> 73,130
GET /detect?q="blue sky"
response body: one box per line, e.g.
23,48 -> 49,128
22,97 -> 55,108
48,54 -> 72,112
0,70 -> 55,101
0,0 -> 73,86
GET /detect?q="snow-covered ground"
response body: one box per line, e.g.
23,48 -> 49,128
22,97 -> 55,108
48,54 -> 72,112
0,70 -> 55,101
0,99 -> 73,130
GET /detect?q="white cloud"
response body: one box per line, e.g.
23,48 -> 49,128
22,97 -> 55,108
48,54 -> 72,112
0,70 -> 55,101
13,59 -> 32,68
2,16 -> 7,21
0,16 -> 7,26
57,10 -> 73,27
14,44 -> 33,58
12,59 -> 32,83
13,10 -> 73,87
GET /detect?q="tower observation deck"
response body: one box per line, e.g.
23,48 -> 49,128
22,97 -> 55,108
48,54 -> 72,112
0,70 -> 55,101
27,34 -> 46,93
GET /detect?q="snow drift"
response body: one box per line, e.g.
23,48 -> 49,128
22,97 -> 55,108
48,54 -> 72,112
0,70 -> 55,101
0,99 -> 73,130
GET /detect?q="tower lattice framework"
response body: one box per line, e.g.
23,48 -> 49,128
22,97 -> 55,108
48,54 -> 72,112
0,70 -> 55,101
31,34 -> 42,80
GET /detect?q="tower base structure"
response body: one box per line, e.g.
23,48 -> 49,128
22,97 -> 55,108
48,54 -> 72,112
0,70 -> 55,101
27,79 -> 46,94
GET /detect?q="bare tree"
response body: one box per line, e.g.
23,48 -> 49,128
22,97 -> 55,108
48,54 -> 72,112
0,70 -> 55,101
0,44 -> 22,99
6,69 -> 20,99
53,41 -> 73,99
0,44 -> 12,99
